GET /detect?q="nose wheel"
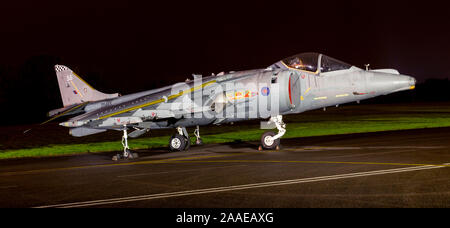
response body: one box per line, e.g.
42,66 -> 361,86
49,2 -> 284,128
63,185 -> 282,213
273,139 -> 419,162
259,115 -> 285,150
260,131 -> 280,150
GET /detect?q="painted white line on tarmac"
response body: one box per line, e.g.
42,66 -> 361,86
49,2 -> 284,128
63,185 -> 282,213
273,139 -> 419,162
35,164 -> 447,208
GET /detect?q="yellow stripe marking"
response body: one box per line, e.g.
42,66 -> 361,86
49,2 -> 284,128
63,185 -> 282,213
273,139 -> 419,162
0,152 -> 243,177
70,81 -> 84,98
165,159 -> 450,168
313,96 -> 327,100
73,72 -> 95,90
99,80 -> 216,119
4,147 -> 448,177
336,94 -> 349,97
304,87 -> 311,94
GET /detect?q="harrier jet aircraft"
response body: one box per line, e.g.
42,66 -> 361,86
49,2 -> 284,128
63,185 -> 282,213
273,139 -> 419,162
48,53 -> 416,160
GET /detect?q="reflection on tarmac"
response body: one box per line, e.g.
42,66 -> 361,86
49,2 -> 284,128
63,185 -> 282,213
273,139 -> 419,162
1,127 -> 450,208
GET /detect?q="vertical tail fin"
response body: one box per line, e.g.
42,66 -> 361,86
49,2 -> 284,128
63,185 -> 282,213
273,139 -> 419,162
54,65 -> 119,107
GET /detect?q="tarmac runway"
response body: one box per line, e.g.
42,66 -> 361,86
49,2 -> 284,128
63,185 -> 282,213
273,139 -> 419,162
1,127 -> 450,208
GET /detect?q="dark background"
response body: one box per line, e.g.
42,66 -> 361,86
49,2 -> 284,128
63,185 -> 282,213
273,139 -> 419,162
1,0 -> 450,125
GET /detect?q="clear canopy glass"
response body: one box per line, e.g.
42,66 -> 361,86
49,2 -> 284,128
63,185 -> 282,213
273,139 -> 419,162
320,55 -> 352,73
277,53 -> 352,74
281,53 -> 319,73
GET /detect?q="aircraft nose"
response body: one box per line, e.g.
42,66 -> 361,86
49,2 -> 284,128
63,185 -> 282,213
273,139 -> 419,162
367,73 -> 416,95
409,76 -> 416,88
390,74 -> 416,93
400,74 -> 416,89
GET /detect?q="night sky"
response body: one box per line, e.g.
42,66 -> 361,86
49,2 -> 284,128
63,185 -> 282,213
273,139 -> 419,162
1,0 -> 449,125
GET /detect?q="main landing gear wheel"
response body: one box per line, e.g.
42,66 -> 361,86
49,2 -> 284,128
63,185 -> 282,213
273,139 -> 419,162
184,135 -> 191,151
169,134 -> 189,151
260,131 -> 280,150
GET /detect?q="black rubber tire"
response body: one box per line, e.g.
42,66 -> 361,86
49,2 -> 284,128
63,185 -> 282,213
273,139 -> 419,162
124,148 -> 135,159
169,134 -> 187,151
112,154 -> 120,161
260,131 -> 280,150
184,136 -> 191,151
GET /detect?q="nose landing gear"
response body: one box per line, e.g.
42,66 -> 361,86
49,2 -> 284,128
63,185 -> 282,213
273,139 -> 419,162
259,115 -> 286,150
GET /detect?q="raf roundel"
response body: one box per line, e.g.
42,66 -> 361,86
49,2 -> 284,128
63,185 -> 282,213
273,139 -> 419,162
261,87 -> 270,96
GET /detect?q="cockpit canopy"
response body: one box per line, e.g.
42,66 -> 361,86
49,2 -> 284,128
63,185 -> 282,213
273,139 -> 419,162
271,52 -> 352,74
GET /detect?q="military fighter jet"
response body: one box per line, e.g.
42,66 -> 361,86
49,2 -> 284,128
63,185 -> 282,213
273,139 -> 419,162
48,53 -> 416,160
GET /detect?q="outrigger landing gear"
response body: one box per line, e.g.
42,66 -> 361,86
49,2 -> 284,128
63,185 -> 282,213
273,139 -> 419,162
112,125 -> 139,161
259,115 -> 286,150
169,127 -> 190,151
193,125 -> 203,145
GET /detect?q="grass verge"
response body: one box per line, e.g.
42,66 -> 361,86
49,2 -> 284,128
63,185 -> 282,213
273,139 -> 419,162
1,111 -> 450,159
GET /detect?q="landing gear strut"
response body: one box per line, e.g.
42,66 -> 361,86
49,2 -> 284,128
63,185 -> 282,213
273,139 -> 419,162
259,115 -> 286,150
112,125 -> 139,161
194,125 -> 203,145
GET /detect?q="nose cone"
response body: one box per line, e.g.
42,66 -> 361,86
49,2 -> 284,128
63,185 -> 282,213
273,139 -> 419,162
368,73 -> 416,95
408,76 -> 416,89
392,75 -> 416,92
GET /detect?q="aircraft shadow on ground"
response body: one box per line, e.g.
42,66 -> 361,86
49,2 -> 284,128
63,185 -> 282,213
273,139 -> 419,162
221,140 -> 259,150
105,140 -> 261,159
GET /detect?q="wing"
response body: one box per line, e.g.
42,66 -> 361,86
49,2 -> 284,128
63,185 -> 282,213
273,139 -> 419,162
59,72 -> 260,137
60,79 -> 220,134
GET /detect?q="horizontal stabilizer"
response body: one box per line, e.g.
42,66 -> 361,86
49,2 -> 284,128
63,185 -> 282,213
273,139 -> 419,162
41,102 -> 89,126
47,102 -> 88,118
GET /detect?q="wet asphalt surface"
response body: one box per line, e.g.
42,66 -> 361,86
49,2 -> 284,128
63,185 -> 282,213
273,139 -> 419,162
1,127 -> 450,208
